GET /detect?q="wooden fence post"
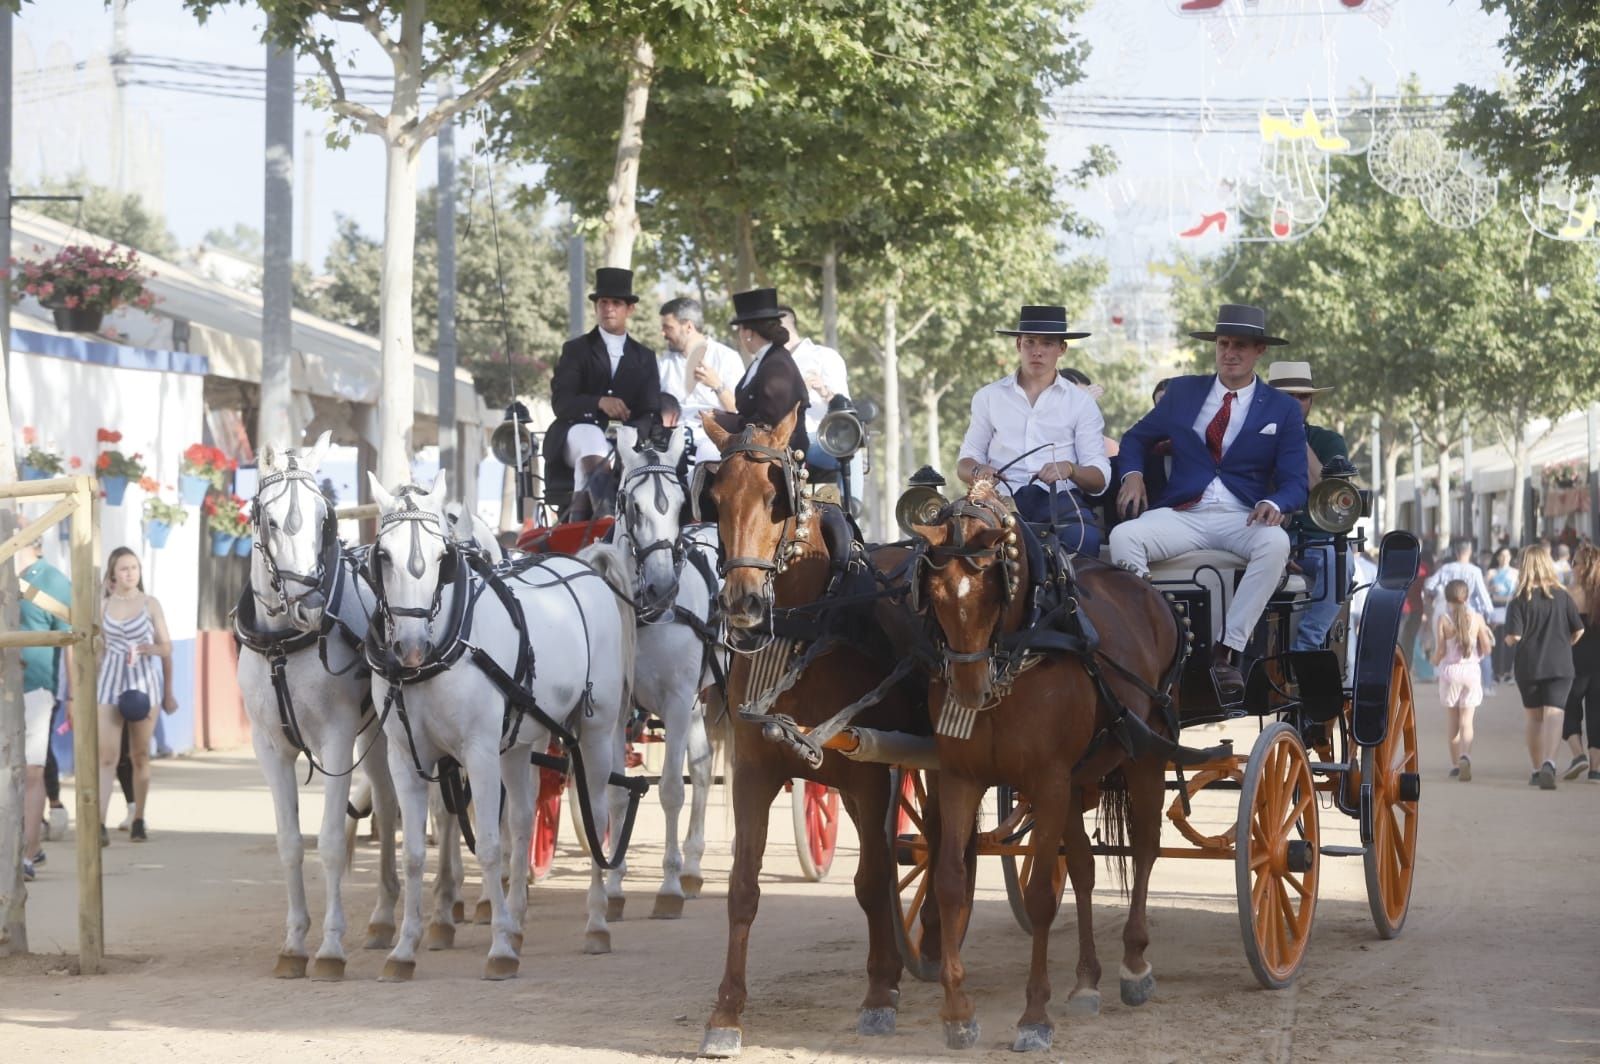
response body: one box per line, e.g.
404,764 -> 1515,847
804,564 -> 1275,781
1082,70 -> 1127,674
69,476 -> 102,973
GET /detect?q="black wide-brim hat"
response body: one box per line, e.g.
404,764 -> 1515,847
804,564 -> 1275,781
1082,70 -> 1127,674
729,286 -> 784,326
589,266 -> 640,305
995,304 -> 1090,339
1190,303 -> 1288,346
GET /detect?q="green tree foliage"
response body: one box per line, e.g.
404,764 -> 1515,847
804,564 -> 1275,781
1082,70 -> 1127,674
19,177 -> 179,259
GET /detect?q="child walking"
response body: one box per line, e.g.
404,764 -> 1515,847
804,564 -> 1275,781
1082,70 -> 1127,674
1431,579 -> 1493,781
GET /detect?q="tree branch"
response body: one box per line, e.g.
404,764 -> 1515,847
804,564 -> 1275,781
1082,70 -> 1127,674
310,43 -> 386,136
898,305 -> 937,347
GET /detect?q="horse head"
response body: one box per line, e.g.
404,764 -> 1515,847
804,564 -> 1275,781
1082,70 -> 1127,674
253,430 -> 335,631
444,499 -> 504,563
616,424 -> 688,617
700,406 -> 806,632
367,470 -> 454,670
910,480 -> 1023,710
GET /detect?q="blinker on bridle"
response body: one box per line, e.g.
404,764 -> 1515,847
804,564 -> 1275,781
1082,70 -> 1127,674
714,426 -> 814,583
620,451 -> 689,621
252,457 -> 338,618
913,492 -> 1022,676
372,490 -> 457,640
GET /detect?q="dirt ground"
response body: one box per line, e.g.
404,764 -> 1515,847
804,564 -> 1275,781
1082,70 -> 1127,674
3,681 -> 1597,1063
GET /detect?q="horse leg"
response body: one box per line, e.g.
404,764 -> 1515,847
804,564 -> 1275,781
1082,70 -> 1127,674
1118,758 -> 1165,1008
841,774 -> 901,1036
427,784 -> 463,948
501,746 -> 535,955
254,730 -> 310,979
934,773 -> 984,1050
362,731 -> 401,949
310,727 -> 358,980
603,724 -> 629,923
1015,780 -> 1072,1052
1060,790 -> 1103,1016
380,749 -> 431,982
465,745 -> 517,980
681,700 -> 713,899
651,692 -> 693,919
700,762 -> 784,1058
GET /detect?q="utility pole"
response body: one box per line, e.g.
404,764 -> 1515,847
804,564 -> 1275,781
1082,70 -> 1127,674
435,77 -> 458,503
1460,415 -> 1474,547
259,37 -> 295,450
111,0 -> 129,193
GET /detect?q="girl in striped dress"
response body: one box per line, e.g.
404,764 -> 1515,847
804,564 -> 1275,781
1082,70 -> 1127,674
97,547 -> 175,843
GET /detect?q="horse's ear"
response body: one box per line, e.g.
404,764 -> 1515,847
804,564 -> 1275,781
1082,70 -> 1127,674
664,425 -> 687,466
700,412 -> 731,454
616,425 -> 639,459
425,469 -> 448,508
260,443 -> 281,473
766,404 -> 800,449
911,522 -> 949,547
304,430 -> 333,473
367,472 -> 397,513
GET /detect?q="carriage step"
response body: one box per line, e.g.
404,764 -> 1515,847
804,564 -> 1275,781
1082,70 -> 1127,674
1319,845 -> 1364,857
1308,762 -> 1350,774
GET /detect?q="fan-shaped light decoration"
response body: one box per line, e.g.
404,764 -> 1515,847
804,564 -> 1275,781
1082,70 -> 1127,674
1367,113 -> 1460,198
1520,177 -> 1600,242
1419,168 -> 1499,229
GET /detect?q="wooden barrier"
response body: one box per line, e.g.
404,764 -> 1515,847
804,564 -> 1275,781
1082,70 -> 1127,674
0,475 -> 103,973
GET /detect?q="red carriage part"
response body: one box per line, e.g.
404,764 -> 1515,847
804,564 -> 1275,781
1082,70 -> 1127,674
516,517 -> 616,555
792,781 -> 841,881
529,742 -> 566,881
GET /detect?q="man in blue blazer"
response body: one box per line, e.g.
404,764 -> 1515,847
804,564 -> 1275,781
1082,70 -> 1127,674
1110,304 -> 1308,699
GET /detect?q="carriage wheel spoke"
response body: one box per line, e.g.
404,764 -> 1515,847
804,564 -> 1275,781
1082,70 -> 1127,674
1285,870 -> 1310,898
898,860 -> 928,893
1283,791 -> 1311,834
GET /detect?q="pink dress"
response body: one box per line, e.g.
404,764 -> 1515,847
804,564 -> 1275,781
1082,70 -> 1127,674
1436,615 -> 1485,709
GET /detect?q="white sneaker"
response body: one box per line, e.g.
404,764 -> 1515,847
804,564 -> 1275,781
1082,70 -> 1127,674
118,803 -> 137,832
47,806 -> 69,841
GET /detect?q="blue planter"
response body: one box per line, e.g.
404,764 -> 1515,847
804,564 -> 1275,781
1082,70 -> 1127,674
21,464 -> 48,481
210,530 -> 237,557
178,473 -> 210,506
145,520 -> 172,549
101,475 -> 129,505
233,534 -> 254,557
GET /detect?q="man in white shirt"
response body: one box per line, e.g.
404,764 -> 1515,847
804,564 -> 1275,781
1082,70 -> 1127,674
659,296 -> 743,465
779,306 -> 857,494
957,304 -> 1109,554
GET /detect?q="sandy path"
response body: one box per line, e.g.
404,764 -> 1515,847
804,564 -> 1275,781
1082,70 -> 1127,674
3,683 -> 1597,1062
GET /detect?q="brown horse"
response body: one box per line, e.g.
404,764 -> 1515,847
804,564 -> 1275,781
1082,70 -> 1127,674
910,481 -> 1188,1052
696,408 -> 931,1058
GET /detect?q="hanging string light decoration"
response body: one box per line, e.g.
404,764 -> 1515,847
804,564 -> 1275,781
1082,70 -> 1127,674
1520,178 -> 1600,243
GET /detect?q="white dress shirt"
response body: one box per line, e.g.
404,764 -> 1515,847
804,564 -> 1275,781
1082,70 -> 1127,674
659,337 -> 744,417
1189,376 -> 1257,512
790,338 -> 849,432
959,372 -> 1111,490
600,328 -> 627,375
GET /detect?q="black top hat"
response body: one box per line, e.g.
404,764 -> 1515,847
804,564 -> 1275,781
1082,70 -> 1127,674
589,267 -> 640,305
1189,303 -> 1288,346
729,287 -> 784,326
995,305 -> 1090,339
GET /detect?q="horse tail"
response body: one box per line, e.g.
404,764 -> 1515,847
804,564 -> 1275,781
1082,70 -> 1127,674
1097,771 -> 1132,896
579,542 -> 637,723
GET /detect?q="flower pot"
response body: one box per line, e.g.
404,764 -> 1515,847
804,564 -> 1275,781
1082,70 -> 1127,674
21,464 -> 47,481
145,520 -> 172,549
52,306 -> 105,333
210,530 -> 237,557
101,474 -> 129,505
233,534 -> 254,557
178,473 -> 210,506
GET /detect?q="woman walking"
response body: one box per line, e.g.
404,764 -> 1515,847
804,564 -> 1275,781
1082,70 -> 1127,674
1486,547 -> 1518,682
1560,544 -> 1600,781
1504,544 -> 1586,790
1431,579 -> 1492,781
96,547 -> 177,842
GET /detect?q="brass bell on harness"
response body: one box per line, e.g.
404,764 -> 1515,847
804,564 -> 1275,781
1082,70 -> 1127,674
1004,531 -> 1018,545
792,449 -> 805,462
1000,513 -> 1016,529
1005,545 -> 1019,559
795,523 -> 811,539
799,467 -> 811,481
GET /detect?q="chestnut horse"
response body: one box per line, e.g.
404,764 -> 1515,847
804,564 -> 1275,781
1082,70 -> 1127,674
696,409 -> 931,1058
910,481 -> 1197,1052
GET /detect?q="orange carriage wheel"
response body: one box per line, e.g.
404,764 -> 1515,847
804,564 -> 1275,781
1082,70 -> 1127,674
792,781 -> 841,881
1235,722 -> 1321,990
995,786 -> 1068,934
1363,649 -> 1419,940
886,767 -> 972,983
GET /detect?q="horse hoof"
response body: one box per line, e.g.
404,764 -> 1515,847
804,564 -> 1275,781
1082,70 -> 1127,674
652,893 -> 685,919
364,922 -> 396,950
483,955 -> 519,981
583,929 -> 612,955
378,959 -> 415,982
606,895 -> 626,921
944,1019 -> 981,1050
1119,965 -> 1156,1007
508,932 -> 524,953
698,1027 -> 742,1058
1011,1023 -> 1053,1053
681,873 -> 704,899
857,1006 -> 897,1036
424,921 -> 456,951
272,954 -> 307,979
1065,990 -> 1101,1017
451,900 -> 466,923
310,956 -> 346,982
474,899 -> 493,925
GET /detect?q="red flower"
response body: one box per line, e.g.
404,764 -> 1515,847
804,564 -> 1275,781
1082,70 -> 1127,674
97,428 -> 122,444
69,457 -> 82,469
96,453 -> 110,471
21,426 -> 36,445
139,476 -> 159,492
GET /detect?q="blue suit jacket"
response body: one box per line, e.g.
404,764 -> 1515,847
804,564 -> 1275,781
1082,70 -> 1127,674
1118,374 -> 1308,514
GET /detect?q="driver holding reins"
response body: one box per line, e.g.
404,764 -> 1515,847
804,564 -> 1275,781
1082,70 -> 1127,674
955,304 -> 1109,554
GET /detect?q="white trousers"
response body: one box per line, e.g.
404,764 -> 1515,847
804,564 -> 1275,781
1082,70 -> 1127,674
1109,505 -> 1290,653
24,688 -> 53,767
563,424 -> 610,490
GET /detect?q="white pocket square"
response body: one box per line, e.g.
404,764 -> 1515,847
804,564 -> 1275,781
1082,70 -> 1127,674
1259,423 -> 1278,435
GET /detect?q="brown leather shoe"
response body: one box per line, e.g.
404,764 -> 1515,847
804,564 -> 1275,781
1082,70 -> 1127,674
1211,661 -> 1245,702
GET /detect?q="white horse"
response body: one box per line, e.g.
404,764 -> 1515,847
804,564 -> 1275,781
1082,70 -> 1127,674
609,425 -> 726,918
237,432 -> 400,980
445,500 -> 505,563
366,472 -> 637,980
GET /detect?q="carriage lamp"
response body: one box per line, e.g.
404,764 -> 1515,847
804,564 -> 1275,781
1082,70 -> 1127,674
895,466 -> 950,537
490,402 -> 537,523
1305,456 -> 1362,535
817,395 -> 868,460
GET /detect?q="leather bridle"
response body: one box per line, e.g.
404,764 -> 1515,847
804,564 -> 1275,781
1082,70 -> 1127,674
251,460 -> 340,620
910,490 -> 1023,683
367,490 -> 460,647
714,426 -> 813,584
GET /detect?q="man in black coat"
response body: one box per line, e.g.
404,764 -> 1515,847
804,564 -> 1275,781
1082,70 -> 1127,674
546,267 -> 662,518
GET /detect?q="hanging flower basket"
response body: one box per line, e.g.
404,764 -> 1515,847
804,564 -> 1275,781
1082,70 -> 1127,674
178,473 -> 210,506
145,520 -> 173,549
10,243 -> 158,332
210,530 -> 237,557
180,443 -> 237,500
15,427 -> 68,481
52,306 -> 105,334
101,475 -> 129,506
204,492 -> 250,558
233,534 -> 254,557
95,428 -> 145,506
142,488 -> 187,550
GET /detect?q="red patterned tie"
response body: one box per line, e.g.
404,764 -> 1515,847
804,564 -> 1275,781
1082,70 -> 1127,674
1206,391 -> 1236,463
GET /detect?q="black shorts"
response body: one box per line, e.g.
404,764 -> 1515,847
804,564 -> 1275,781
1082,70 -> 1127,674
1518,676 -> 1573,709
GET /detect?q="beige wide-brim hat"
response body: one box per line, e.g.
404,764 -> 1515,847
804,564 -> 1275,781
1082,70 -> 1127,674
1266,360 -> 1333,395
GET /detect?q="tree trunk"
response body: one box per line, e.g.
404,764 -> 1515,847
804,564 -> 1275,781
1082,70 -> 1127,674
377,136 -> 422,487
1510,438 -> 1529,548
734,211 -> 759,292
880,290 -> 901,541
1382,419 -> 1401,539
259,38 -> 295,452
923,381 -> 941,470
1435,438 -> 1453,547
599,35 -> 653,269
0,326 -> 25,957
822,242 -> 839,351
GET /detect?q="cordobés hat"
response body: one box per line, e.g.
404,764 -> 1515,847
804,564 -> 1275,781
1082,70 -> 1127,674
589,267 -> 640,305
995,304 -> 1090,339
728,287 -> 784,326
1266,361 -> 1333,395
1190,303 -> 1288,346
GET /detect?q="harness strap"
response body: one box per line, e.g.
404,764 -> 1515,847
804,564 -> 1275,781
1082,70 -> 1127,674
437,756 -> 477,855
746,656 -> 920,769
